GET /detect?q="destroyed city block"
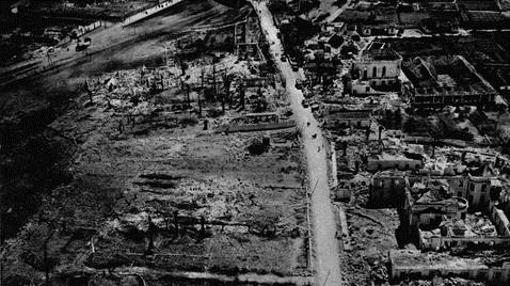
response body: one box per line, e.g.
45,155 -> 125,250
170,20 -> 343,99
4,0 -> 510,285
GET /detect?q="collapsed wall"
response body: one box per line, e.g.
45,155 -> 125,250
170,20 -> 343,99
389,249 -> 510,284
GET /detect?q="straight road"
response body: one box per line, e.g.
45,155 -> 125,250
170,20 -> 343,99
324,0 -> 352,23
250,1 -> 342,286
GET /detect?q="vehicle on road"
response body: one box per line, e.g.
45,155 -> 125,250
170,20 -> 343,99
289,58 -> 299,71
295,79 -> 302,89
76,37 -> 91,52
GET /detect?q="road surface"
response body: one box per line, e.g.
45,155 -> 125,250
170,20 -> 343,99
0,0 -> 237,87
250,1 -> 342,286
324,0 -> 352,23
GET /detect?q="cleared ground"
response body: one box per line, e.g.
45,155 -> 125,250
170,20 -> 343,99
1,1 -> 312,284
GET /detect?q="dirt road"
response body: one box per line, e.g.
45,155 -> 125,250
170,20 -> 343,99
324,0 -> 352,23
250,1 -> 342,285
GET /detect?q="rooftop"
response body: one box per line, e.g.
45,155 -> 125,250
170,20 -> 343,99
362,42 -> 402,61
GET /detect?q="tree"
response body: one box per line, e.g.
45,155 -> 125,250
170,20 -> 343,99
268,0 -> 289,14
185,84 -> 191,110
19,211 -> 60,286
83,80 -> 93,104
222,72 -> 233,111
178,56 -> 187,76
253,88 -> 268,112
145,215 -> 156,255
198,95 -> 203,117
394,109 -> 402,129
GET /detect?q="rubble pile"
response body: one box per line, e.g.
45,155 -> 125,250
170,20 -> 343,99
464,212 -> 498,237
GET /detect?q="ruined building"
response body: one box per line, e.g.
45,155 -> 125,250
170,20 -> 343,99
350,42 -> 402,95
235,11 -> 263,59
402,55 -> 499,109
390,250 -> 510,284
322,109 -> 371,129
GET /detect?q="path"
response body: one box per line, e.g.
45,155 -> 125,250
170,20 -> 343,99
324,0 -> 352,23
250,1 -> 342,286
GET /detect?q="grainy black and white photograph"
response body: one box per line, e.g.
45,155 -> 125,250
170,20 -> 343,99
1,0 -> 510,285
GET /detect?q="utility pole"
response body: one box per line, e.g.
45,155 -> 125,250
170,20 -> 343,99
44,236 -> 50,286
146,215 -> 155,255
46,50 -> 53,67
179,55 -> 185,76
39,209 -> 56,286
